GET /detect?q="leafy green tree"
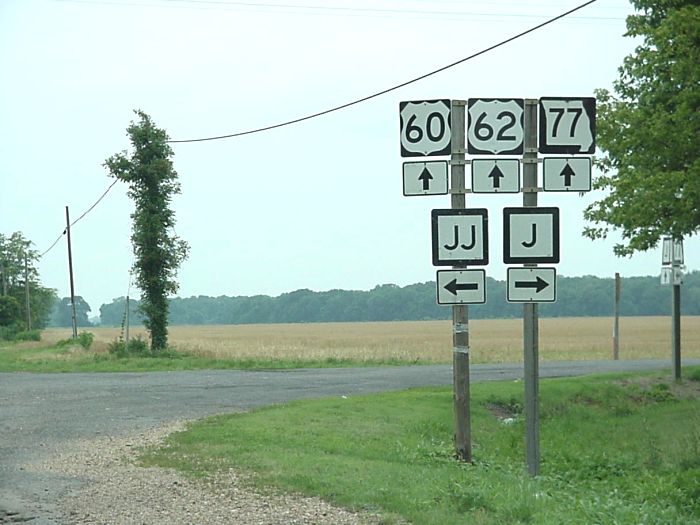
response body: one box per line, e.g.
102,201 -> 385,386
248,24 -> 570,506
0,296 -> 21,327
104,111 -> 189,352
0,232 -> 57,331
50,296 -> 92,328
584,0 -> 700,255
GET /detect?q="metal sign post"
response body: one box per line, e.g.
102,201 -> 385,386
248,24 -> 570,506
661,236 -> 684,380
522,99 -> 540,476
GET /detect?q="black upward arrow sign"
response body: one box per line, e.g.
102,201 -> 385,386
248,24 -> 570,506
488,164 -> 505,189
444,278 -> 479,296
514,276 -> 549,293
560,162 -> 576,187
418,167 -> 433,191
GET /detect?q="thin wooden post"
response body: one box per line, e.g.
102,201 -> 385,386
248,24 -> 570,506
613,272 -> 620,360
24,254 -> 31,330
450,100 -> 471,463
65,206 -> 78,339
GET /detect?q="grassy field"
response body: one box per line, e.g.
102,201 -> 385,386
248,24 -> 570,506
37,316 -> 700,365
143,368 -> 700,525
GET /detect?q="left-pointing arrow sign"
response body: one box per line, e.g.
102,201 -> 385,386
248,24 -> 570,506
444,278 -> 479,296
437,269 -> 486,305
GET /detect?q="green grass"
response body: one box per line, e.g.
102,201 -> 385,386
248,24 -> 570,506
0,341 -> 420,373
142,368 -> 700,525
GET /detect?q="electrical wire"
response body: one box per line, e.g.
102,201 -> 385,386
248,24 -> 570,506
38,179 -> 120,258
167,0 -> 599,143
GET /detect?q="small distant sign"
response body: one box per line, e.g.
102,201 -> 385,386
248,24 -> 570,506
661,267 -> 683,286
661,237 -> 684,265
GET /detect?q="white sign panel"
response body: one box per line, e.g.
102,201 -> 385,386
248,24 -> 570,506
403,161 -> 448,196
661,237 -> 684,265
539,97 -> 596,154
674,239 -> 684,265
437,269 -> 486,304
542,157 -> 591,192
503,207 -> 560,264
471,159 -> 520,193
467,98 -> 524,155
432,208 -> 489,266
662,237 -> 673,265
400,100 -> 451,157
507,268 -> 556,302
661,267 -> 683,286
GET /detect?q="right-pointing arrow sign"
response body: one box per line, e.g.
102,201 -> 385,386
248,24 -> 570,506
507,268 -> 556,302
514,276 -> 549,293
437,269 -> 486,305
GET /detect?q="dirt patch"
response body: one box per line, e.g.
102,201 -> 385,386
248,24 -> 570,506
616,375 -> 700,401
485,401 -> 522,422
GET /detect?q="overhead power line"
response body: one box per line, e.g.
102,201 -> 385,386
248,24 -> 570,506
39,179 -> 120,258
168,0 -> 599,144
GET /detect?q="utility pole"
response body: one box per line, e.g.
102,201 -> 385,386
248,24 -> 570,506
125,295 -> 130,349
24,254 -> 31,331
65,206 -> 78,339
522,99 -> 540,476
613,272 -> 621,360
450,100 -> 471,463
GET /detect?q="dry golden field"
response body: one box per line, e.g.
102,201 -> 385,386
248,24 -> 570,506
40,316 -> 700,364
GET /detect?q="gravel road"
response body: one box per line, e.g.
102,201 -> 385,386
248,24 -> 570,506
1,359 -> 696,524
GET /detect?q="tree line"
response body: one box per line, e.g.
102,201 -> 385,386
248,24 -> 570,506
0,232 -> 56,338
90,271 -> 700,327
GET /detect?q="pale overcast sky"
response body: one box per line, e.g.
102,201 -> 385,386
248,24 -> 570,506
1,0 -> 695,313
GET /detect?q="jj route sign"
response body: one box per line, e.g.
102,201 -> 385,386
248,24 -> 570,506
400,99 -> 451,157
542,157 -> 591,192
539,97 -> 596,154
471,159 -> 520,193
503,207 -> 560,264
432,208 -> 489,266
467,98 -> 524,155
437,269 -> 486,304
507,267 -> 556,302
403,161 -> 449,196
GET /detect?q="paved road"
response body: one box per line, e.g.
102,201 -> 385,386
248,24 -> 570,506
1,359 -> 697,524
